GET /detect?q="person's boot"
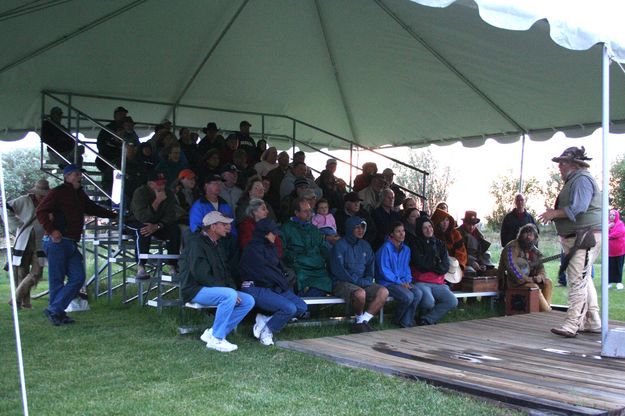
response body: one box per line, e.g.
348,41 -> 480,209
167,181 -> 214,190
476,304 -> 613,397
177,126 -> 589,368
15,275 -> 36,308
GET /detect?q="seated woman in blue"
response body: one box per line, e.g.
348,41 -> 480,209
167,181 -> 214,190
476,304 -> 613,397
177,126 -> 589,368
239,218 -> 308,346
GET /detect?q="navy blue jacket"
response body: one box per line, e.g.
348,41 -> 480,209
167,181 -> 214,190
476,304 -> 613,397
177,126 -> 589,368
239,229 -> 289,291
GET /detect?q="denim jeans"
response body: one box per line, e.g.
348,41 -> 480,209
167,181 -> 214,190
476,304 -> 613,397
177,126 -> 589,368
242,287 -> 307,333
191,287 -> 254,340
44,237 -> 85,315
386,284 -> 422,327
415,282 -> 458,324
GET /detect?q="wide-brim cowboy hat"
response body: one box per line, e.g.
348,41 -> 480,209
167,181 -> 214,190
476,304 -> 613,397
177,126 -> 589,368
551,146 -> 591,168
445,257 -> 462,284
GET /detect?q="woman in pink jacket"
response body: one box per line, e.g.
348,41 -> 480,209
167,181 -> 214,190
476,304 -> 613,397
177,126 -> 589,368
608,209 -> 625,289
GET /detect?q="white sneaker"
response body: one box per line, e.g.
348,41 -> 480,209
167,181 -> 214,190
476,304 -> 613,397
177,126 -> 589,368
608,283 -> 613,289
617,283 -> 624,290
253,313 -> 269,339
205,336 -> 238,352
259,326 -> 274,346
200,328 -> 213,344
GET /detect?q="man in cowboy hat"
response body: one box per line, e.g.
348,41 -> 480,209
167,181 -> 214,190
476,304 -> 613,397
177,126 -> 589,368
5,179 -> 50,308
498,223 -> 553,312
456,210 -> 496,276
539,146 -> 601,338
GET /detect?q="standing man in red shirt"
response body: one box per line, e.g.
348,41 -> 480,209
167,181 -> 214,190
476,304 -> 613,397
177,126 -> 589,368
36,164 -> 117,326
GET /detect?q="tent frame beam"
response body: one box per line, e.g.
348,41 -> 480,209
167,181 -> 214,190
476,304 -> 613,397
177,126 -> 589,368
374,0 -> 527,134
172,0 -> 251,108
313,0 -> 358,143
0,0 -> 147,75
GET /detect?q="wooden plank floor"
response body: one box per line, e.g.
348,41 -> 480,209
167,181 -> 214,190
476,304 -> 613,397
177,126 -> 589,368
278,312 -> 625,415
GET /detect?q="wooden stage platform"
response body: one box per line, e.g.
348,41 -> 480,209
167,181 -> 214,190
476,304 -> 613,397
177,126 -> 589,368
279,312 -> 625,415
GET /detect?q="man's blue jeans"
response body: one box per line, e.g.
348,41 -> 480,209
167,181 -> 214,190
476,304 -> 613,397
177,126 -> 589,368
191,287 -> 255,339
415,282 -> 458,324
242,287 -> 307,333
44,237 -> 86,316
386,284 -> 422,327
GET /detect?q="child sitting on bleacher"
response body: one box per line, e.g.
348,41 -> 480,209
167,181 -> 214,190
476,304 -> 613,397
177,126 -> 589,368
312,199 -> 339,246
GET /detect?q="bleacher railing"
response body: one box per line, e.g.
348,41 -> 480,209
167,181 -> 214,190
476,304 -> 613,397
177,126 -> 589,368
41,90 -> 429,204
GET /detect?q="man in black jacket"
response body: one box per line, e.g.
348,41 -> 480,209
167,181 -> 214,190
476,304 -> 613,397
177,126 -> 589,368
179,211 -> 254,352
335,192 -> 377,247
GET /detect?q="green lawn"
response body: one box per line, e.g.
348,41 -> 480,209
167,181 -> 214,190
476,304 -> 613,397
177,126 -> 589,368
2,230 -> 623,415
1,280 -> 516,416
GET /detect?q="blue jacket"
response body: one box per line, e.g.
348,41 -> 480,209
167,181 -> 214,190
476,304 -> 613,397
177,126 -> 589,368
330,216 -> 375,287
239,228 -> 288,292
189,196 -> 237,237
375,239 -> 412,286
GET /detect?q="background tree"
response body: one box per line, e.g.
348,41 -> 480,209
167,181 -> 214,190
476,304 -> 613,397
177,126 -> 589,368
537,165 -> 563,210
393,149 -> 454,212
1,148 -> 57,205
485,172 -> 542,231
610,154 -> 625,211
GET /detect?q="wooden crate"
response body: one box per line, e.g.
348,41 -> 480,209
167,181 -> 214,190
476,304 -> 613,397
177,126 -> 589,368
505,287 -> 540,315
460,276 -> 499,292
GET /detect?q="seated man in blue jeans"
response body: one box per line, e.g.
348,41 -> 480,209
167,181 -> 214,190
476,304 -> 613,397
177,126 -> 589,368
375,221 -> 422,328
406,217 -> 458,325
330,216 -> 389,333
178,211 -> 254,352
239,218 -> 308,346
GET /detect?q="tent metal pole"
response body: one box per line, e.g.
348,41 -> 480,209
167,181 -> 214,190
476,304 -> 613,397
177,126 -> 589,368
292,121 -> 296,159
313,0 -> 357,142
600,45 -> 610,351
349,143 -> 354,189
519,134 -> 526,192
262,115 -> 265,141
0,0 -> 147,76
173,0 -> 250,106
1,157 -> 30,416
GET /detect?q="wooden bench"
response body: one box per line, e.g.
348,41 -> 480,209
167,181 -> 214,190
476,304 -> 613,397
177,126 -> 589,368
180,290 -> 499,333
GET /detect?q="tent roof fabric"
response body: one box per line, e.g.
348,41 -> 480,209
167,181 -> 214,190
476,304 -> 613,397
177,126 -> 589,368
1,0 -> 624,148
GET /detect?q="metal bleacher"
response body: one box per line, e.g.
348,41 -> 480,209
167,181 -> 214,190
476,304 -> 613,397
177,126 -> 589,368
38,90 -> 431,314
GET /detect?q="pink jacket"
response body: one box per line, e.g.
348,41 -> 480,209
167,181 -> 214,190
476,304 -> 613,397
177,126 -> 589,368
312,212 -> 337,231
609,210 -> 625,257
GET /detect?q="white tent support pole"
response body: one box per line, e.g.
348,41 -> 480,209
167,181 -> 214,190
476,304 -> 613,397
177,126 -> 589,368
261,115 -> 265,141
0,0 -> 147,75
0,156 -> 30,416
349,143 -> 354,189
519,134 -> 526,192
40,94 -> 46,170
172,0 -> 250,107
313,0 -> 358,142
292,121 -> 296,159
373,0 -> 526,134
600,45 -> 610,348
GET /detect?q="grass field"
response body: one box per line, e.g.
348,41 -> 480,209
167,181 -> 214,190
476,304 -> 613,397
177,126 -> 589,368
1,229 -> 623,415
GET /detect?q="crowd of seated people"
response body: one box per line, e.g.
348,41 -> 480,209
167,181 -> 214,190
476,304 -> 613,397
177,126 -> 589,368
45,107 -> 534,352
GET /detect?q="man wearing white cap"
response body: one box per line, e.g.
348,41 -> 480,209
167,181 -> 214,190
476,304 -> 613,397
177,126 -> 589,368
178,211 -> 255,352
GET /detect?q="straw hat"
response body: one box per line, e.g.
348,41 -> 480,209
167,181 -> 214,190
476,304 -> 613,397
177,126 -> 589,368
30,179 -> 50,197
